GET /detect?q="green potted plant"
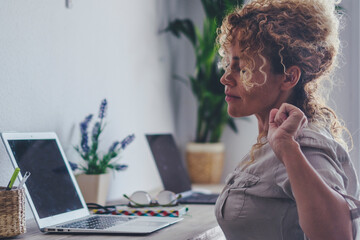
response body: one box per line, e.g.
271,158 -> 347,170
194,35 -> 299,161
165,0 -> 244,183
71,99 -> 135,204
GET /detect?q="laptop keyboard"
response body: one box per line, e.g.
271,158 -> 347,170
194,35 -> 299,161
57,215 -> 135,229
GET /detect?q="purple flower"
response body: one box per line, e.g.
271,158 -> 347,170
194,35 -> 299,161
80,114 -> 93,153
120,134 -> 135,150
114,164 -> 128,171
108,141 -> 120,153
81,134 -> 90,153
98,99 -> 107,119
69,161 -> 78,171
80,114 -> 93,133
92,122 -> 101,141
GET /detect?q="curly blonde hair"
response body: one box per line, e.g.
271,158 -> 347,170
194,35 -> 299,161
217,0 -> 351,164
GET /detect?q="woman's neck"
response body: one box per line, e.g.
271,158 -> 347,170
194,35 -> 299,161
255,112 -> 270,134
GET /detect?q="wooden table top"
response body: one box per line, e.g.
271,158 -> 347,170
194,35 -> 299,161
14,204 -> 225,240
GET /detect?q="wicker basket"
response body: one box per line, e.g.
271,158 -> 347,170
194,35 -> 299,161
186,142 -> 225,184
0,187 -> 26,238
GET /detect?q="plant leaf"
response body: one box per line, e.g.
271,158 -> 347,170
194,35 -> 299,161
227,118 -> 238,133
164,19 -> 197,47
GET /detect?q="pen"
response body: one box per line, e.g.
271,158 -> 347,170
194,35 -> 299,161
18,171 -> 31,189
6,167 -> 20,190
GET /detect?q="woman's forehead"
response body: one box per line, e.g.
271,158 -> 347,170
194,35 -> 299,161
226,38 -> 256,57
226,45 -> 255,61
226,49 -> 267,69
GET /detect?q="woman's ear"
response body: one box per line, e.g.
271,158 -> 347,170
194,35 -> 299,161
281,66 -> 301,90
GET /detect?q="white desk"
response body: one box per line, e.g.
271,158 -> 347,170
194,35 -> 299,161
17,184 -> 226,240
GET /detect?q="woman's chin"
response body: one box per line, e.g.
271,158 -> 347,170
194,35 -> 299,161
227,106 -> 251,118
227,109 -> 243,118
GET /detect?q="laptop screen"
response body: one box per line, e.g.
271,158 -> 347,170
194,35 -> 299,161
146,134 -> 192,194
7,139 -> 83,219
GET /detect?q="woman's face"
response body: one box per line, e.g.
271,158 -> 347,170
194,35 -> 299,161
220,43 -> 285,120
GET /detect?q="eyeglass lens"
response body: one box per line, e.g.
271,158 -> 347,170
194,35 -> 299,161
129,191 -> 152,206
156,190 -> 177,205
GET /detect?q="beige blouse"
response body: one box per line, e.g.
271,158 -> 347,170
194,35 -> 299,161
215,125 -> 360,240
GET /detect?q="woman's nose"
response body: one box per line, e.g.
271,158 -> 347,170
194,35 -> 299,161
220,71 -> 235,86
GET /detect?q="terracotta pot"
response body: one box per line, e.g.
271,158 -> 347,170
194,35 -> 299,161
186,142 -> 225,184
76,173 -> 110,205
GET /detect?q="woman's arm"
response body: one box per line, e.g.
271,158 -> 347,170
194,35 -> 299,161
267,103 -> 353,240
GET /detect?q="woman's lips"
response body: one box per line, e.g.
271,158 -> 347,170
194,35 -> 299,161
225,94 -> 241,102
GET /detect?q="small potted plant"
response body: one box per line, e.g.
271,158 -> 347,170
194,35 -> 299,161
71,99 -> 135,205
165,0 -> 244,183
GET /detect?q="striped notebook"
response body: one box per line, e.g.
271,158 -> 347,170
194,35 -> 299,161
91,205 -> 188,218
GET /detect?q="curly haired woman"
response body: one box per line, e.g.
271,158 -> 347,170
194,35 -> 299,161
215,0 -> 360,239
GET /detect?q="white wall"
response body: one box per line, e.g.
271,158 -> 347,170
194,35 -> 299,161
172,0 -> 360,181
0,0 -> 179,218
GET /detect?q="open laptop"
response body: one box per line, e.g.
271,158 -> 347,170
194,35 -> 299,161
146,134 -> 220,204
2,132 -> 182,234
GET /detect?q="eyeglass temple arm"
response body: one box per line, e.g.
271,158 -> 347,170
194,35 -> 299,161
123,194 -> 148,207
175,194 -> 182,201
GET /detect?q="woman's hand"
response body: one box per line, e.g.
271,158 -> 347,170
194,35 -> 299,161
267,103 -> 307,161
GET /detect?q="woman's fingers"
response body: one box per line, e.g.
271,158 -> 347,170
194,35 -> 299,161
269,108 -> 278,125
274,105 -> 290,126
269,103 -> 307,135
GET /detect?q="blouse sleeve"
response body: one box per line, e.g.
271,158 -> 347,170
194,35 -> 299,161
274,140 -> 360,239
274,145 -> 348,200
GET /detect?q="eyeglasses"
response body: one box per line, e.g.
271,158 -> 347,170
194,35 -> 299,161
123,190 -> 182,207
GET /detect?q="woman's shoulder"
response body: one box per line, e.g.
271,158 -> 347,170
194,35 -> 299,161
296,123 -> 360,198
295,123 -> 348,161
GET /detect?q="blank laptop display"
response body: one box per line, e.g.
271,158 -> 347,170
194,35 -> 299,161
2,132 -> 181,234
146,134 -> 219,204
7,139 -> 83,219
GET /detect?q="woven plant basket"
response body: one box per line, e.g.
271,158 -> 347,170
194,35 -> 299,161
0,187 -> 26,238
186,142 -> 225,184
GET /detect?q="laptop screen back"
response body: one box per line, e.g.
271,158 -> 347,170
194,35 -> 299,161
146,134 -> 192,194
7,139 -> 83,219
